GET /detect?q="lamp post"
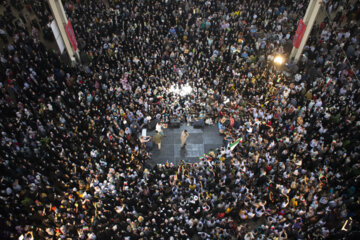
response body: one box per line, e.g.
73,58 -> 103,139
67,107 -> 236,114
271,54 -> 286,84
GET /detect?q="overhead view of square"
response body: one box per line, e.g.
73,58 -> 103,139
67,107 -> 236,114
0,0 -> 359,239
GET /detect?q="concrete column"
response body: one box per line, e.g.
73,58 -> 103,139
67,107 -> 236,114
290,0 -> 323,63
303,0 -> 316,23
48,0 -> 78,64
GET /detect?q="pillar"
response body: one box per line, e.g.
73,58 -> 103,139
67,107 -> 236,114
290,0 -> 323,63
48,0 -> 79,64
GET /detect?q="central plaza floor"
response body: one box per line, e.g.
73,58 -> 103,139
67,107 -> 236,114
146,124 -> 224,168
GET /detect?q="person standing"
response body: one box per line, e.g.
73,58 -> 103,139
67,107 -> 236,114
153,131 -> 163,150
180,130 -> 190,148
156,122 -> 165,137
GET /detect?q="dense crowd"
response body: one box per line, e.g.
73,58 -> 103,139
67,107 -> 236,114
0,0 -> 360,239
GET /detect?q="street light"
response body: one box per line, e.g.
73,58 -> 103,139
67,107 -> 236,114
274,55 -> 285,65
272,55 -> 286,82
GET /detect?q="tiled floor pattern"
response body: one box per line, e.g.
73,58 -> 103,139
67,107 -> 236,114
146,124 -> 223,167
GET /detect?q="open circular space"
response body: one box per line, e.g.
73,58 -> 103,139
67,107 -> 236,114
1,1 -> 360,240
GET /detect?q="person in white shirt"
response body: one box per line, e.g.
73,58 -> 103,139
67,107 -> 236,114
156,122 -> 164,136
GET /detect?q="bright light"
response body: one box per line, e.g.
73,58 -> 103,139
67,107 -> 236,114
274,55 -> 285,65
169,83 -> 193,96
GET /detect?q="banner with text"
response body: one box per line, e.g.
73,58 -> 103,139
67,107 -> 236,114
65,20 -> 78,51
293,19 -> 306,49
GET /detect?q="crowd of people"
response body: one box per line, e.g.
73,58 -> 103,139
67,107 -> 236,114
0,0 -> 360,239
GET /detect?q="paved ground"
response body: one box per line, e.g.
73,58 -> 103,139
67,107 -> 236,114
146,124 -> 223,167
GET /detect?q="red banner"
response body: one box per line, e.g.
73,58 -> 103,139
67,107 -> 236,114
293,19 -> 306,49
65,20 -> 78,51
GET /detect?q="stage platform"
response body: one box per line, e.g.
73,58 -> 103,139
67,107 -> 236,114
146,124 -> 223,168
